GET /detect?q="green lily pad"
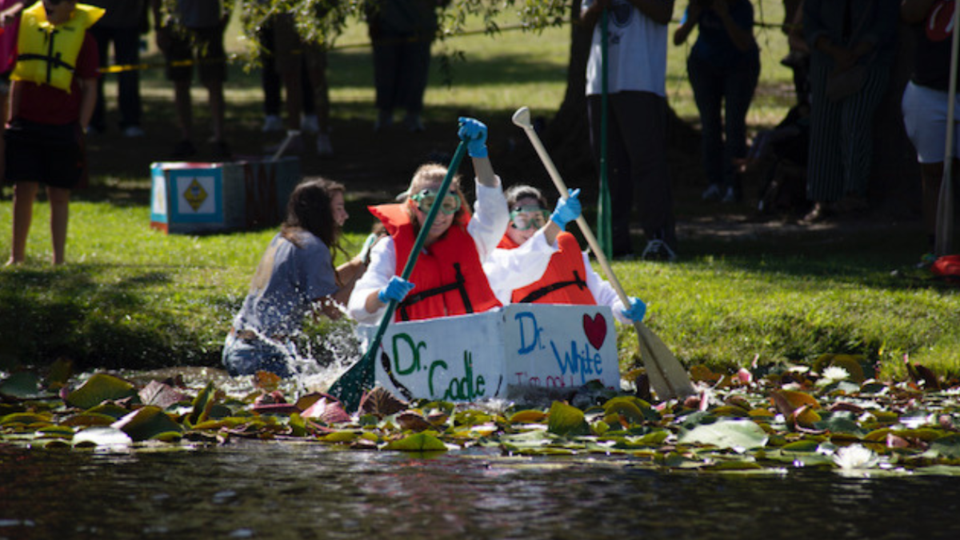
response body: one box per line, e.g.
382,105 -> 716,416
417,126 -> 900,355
1,412 -> 52,426
547,401 -> 589,437
0,371 -> 41,398
111,406 -> 183,442
383,432 -> 448,452
678,419 -> 769,450
928,434 -> 960,459
65,374 -> 137,410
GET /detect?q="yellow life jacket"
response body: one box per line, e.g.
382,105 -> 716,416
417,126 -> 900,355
11,2 -> 104,92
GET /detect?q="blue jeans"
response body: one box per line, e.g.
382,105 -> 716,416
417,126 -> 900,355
687,55 -> 759,190
221,334 -> 296,378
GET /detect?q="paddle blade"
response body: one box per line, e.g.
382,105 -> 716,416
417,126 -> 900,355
633,322 -> 695,400
327,350 -> 375,412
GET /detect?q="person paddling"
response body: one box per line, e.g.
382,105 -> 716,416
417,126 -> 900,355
347,117 -> 509,324
492,184 -> 647,324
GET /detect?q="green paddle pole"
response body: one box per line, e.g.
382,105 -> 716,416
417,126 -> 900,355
329,142 -> 469,411
597,7 -> 613,260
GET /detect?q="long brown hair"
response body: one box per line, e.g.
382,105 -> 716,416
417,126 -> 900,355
281,177 -> 345,254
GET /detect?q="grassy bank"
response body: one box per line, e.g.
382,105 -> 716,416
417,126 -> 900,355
1,3 -> 958,381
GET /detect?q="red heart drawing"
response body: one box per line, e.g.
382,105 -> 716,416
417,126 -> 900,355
582,313 -> 607,350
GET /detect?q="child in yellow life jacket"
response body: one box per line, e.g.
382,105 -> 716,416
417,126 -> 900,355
347,117 -> 511,324
491,184 -> 647,324
5,0 -> 101,265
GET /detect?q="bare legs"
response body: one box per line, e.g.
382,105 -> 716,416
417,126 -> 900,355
6,182 -> 71,266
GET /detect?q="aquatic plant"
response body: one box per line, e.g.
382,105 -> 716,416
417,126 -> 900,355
4,355 -> 960,476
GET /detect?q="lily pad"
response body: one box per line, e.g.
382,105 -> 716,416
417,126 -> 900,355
547,401 -> 590,437
383,432 -> 448,452
111,406 -> 183,442
65,374 -> 137,410
678,419 -> 769,450
0,371 -> 41,398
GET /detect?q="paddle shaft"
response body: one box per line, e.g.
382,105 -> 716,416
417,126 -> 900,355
329,142 -> 468,408
936,1 -> 959,257
517,122 -> 690,399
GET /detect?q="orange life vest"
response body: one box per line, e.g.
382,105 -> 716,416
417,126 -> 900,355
371,203 -> 502,322
498,232 -> 597,305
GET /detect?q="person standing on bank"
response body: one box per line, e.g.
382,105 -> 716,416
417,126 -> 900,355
366,0 -> 445,132
347,117 -> 510,324
86,0 -> 147,137
5,0 -> 101,266
223,178 -> 366,378
901,0 -> 960,258
801,0 -> 899,222
152,0 -> 231,159
674,0 -> 760,204
581,0 -> 679,261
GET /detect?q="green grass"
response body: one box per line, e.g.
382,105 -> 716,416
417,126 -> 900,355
1,2 -> 958,381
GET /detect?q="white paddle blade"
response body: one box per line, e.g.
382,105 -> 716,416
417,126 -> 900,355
512,107 -> 532,129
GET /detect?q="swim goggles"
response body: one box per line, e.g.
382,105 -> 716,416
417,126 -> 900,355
410,189 -> 462,216
410,189 -> 461,215
509,205 -> 550,230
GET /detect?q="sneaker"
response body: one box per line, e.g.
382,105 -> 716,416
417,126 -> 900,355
301,114 -> 320,134
316,133 -> 333,156
802,201 -> 833,223
640,239 -> 678,262
721,186 -> 738,203
171,139 -> 197,159
262,114 -> 283,133
374,110 -> 393,132
122,125 -> 145,138
403,114 -> 425,133
702,184 -> 722,201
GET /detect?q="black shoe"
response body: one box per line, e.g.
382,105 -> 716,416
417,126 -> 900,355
172,140 -> 196,159
640,239 -> 678,262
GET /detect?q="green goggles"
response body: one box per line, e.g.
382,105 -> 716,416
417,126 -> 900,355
509,206 -> 550,230
411,189 -> 461,215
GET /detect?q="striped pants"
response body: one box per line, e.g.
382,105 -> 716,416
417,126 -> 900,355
806,60 -> 890,203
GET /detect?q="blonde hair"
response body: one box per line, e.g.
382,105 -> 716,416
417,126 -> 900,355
404,163 -> 471,226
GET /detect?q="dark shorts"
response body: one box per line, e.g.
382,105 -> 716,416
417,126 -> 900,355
163,25 -> 227,84
4,118 -> 86,189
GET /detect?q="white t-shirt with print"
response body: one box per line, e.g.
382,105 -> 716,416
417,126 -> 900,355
583,0 -> 669,97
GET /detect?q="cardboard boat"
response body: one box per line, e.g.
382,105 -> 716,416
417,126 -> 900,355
356,304 -> 620,402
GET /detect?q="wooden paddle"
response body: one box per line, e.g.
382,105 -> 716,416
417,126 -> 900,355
511,107 -> 695,400
935,1 -> 959,258
328,141 -> 469,411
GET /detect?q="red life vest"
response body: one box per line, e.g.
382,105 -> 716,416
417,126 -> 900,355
371,203 -> 502,322
498,232 -> 597,305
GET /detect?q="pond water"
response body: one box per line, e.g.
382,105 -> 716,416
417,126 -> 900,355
2,442 -> 958,540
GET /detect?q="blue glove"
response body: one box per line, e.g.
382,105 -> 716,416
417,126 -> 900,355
621,297 -> 647,323
550,188 -> 581,229
458,117 -> 488,158
378,276 -> 416,304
